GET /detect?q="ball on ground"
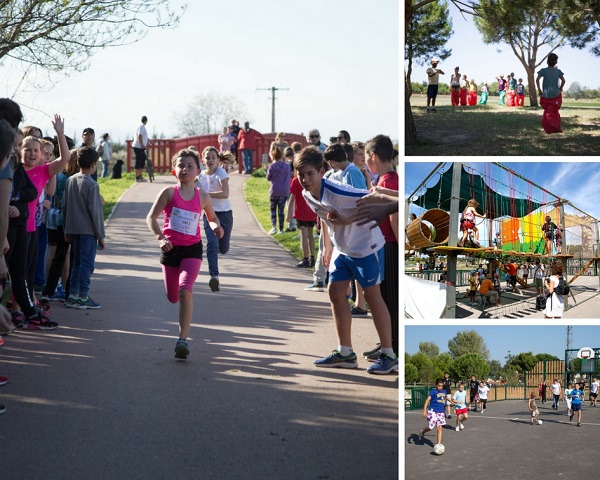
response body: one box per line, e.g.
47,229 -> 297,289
433,443 -> 445,455
537,419 -> 543,425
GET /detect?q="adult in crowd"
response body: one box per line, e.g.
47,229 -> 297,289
336,130 -> 351,144
269,132 -> 289,153
237,121 -> 263,175
229,120 -> 241,161
132,116 -> 150,182
307,129 -> 327,152
96,133 -> 112,179
544,262 -> 565,319
426,58 -> 445,112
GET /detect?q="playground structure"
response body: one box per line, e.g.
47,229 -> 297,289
405,162 -> 600,318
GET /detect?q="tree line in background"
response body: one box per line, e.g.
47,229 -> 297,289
405,329 -> 561,386
410,81 -> 600,100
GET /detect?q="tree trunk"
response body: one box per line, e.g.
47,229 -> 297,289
405,86 -> 418,146
526,68 -> 538,107
406,55 -> 413,97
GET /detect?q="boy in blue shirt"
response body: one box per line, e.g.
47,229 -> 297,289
421,379 -> 447,448
516,78 -> 526,107
294,146 -> 396,375
570,382 -> 584,427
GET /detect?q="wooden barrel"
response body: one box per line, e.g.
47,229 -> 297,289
406,209 -> 450,248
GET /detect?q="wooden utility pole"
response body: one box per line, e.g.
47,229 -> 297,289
257,86 -> 289,132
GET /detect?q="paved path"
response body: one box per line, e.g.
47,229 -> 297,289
0,172 -> 398,480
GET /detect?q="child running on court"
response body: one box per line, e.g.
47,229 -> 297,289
294,146 -> 396,374
198,146 -> 234,293
528,392 -> 540,425
570,382 -> 584,426
565,383 -> 573,417
420,379 -> 447,449
478,379 -> 490,413
451,382 -> 469,431
147,148 -> 223,359
458,199 -> 486,247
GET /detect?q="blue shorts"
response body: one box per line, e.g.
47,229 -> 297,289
572,403 -> 582,411
427,84 -> 439,99
329,247 -> 384,288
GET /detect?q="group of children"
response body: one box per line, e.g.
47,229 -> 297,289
0,98 -> 108,414
496,73 -> 526,106
449,68 -> 526,107
530,378 -> 596,427
264,133 -> 398,374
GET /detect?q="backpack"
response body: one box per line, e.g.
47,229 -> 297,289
554,275 -> 570,296
97,142 -> 104,157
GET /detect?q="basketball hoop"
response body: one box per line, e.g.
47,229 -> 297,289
577,347 -> 595,359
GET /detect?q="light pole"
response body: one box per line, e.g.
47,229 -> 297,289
257,86 -> 289,132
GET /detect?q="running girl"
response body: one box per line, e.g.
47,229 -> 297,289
147,148 -> 223,359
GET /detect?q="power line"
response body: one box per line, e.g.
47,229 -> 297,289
256,86 -> 289,133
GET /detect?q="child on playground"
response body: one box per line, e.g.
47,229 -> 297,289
420,379 -> 447,449
199,146 -> 234,293
266,146 -> 291,235
459,199 -> 485,247
555,223 -> 562,254
570,382 -> 584,426
478,379 -> 490,413
565,383 -> 573,417
294,146 -> 396,375
542,215 -> 558,255
468,271 -> 478,305
452,382 -> 469,431
62,146 -> 105,310
146,148 -> 223,359
536,52 -> 566,134
528,392 -> 540,425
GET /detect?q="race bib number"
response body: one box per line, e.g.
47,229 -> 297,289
170,207 -> 200,236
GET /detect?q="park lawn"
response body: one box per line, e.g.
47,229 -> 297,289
406,95 -> 600,156
243,174 -> 305,263
98,173 -> 137,220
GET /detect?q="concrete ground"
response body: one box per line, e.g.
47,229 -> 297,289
0,172 -> 398,480
405,399 -> 600,478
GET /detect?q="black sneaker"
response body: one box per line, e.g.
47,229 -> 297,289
296,259 -> 309,268
209,276 -> 220,292
308,257 -> 315,268
362,343 -> 381,359
174,339 -> 190,359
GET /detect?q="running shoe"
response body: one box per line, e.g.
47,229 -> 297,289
209,276 -> 220,292
314,350 -> 358,369
50,287 -> 67,302
0,375 -> 8,386
0,405 -> 5,414
174,339 -> 190,359
11,311 -> 25,328
351,305 -> 368,316
304,282 -> 326,292
65,296 -> 81,309
367,353 -> 398,375
77,296 -> 101,309
296,259 -> 310,268
23,314 -> 58,330
268,227 -> 277,235
362,343 -> 381,359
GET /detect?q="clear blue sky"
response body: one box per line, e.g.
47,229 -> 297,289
405,326 -> 600,363
406,6 -> 598,91
1,0 -> 399,145
405,161 -> 600,222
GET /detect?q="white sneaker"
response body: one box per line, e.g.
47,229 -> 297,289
460,423 -> 464,430
455,426 -> 460,432
268,227 -> 277,235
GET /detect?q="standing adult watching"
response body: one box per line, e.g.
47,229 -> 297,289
306,129 -> 327,153
237,121 -> 263,175
229,120 -> 241,161
97,133 -> 112,179
426,58 -> 445,112
132,115 -> 150,182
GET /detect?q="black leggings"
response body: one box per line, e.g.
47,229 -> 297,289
381,242 -> 398,355
6,224 -> 37,317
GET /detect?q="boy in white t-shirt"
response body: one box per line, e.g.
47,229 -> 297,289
478,380 -> 490,413
294,146 -> 396,375
590,377 -> 599,407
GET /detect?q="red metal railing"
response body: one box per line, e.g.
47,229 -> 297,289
126,132 -> 307,174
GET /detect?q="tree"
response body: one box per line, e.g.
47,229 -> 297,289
405,0 -> 453,97
405,0 -> 478,146
488,359 -> 503,379
450,353 -> 489,382
405,363 -> 419,384
506,351 -> 538,373
474,0 -> 599,107
0,1 -> 184,76
555,0 -> 600,56
536,353 -> 561,362
433,352 -> 453,381
410,351 -> 436,384
448,330 -> 489,360
419,341 -> 440,357
177,94 -> 245,136
566,81 -> 585,99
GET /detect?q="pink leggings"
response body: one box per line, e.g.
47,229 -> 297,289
161,258 -> 202,304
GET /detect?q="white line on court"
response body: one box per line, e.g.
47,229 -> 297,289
404,410 -> 600,426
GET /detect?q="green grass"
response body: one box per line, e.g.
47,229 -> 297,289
243,174 -> 305,262
98,173 -> 137,220
406,95 -> 600,156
